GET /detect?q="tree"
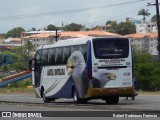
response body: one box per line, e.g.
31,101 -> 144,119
133,47 -> 160,91
5,27 -> 25,38
31,27 -> 36,31
106,21 -> 112,25
12,41 -> 35,71
151,15 -> 157,22
47,24 -> 57,31
138,9 -> 150,22
106,21 -> 136,35
106,21 -> 118,33
117,22 -> 136,35
64,23 -> 83,31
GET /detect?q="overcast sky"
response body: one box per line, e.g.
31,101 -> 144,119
0,0 -> 156,33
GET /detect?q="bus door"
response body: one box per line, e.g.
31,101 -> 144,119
33,49 -> 42,88
92,38 -> 132,89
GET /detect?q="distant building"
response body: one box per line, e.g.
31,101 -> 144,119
126,18 -> 157,34
125,33 -> 158,56
136,21 -> 157,33
22,30 -> 121,48
2,38 -> 21,46
21,30 -> 62,38
21,33 -> 56,47
91,25 -> 112,31
0,37 -> 21,51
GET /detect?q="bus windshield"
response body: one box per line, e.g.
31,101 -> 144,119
93,38 -> 129,59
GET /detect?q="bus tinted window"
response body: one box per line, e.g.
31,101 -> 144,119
62,46 -> 71,64
93,38 -> 129,59
55,47 -> 63,64
36,49 -> 41,65
71,45 -> 79,53
41,49 -> 48,65
48,48 -> 55,65
80,44 -> 87,62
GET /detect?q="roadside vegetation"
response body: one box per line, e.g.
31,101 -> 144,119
133,46 -> 160,91
0,42 -> 34,93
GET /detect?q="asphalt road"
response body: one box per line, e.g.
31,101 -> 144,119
0,93 -> 160,119
0,94 -> 160,120
0,93 -> 160,111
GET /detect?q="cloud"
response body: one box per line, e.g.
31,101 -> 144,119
0,0 -> 155,33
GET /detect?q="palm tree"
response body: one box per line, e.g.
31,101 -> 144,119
138,9 -> 150,22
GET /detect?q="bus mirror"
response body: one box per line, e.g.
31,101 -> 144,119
29,58 -> 37,71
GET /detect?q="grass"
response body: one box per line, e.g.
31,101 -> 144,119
138,91 -> 160,95
0,87 -> 34,94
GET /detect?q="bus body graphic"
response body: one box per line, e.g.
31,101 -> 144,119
30,37 -> 134,104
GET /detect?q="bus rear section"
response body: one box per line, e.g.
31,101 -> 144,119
87,37 -> 134,104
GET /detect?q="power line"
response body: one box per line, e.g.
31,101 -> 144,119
0,0 -> 146,21
84,6 -> 148,26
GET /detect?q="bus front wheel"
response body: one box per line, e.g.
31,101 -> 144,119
42,89 -> 50,103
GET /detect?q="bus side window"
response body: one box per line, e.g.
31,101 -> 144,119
71,45 -> 80,54
48,48 -> 55,65
35,50 -> 41,66
62,46 -> 71,64
55,47 -> 63,65
80,44 -> 87,62
41,49 -> 48,65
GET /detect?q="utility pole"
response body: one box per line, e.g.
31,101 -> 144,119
156,0 -> 160,61
55,29 -> 58,42
148,0 -> 160,61
55,29 -> 61,42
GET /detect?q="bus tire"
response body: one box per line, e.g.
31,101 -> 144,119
131,96 -> 135,100
105,96 -> 119,104
42,89 -> 50,103
125,97 -> 128,100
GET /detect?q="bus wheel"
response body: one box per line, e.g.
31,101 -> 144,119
72,88 -> 79,103
125,97 -> 128,100
131,96 -> 135,100
105,96 -> 119,104
42,90 -> 50,103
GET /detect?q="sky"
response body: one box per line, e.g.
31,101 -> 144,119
0,0 -> 157,33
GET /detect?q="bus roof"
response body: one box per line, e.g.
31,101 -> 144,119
37,37 -> 93,50
37,36 -> 126,50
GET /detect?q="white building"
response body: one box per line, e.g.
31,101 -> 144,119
136,22 -> 157,33
125,33 -> 158,55
22,33 -> 56,47
22,30 -> 121,48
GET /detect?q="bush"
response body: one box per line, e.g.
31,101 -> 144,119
133,47 -> 160,91
9,79 -> 32,88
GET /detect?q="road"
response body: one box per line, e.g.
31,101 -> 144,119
0,93 -> 160,118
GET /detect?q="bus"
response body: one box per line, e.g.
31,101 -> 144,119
30,37 -> 134,104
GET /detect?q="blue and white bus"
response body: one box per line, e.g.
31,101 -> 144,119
31,37 -> 134,104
